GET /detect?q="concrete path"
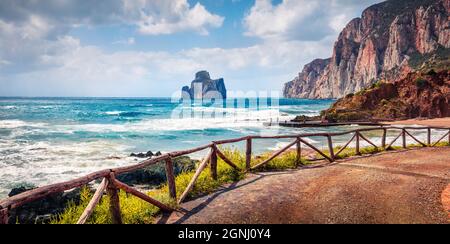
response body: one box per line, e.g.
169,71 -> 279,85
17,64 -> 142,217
159,147 -> 450,224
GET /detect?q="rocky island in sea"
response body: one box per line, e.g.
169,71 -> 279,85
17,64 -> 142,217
182,71 -> 227,100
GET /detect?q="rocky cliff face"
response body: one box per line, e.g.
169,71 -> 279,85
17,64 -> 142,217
284,0 -> 450,99
182,71 -> 227,100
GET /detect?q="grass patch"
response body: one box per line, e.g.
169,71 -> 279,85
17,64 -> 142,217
253,150 -> 308,171
320,145 -> 382,159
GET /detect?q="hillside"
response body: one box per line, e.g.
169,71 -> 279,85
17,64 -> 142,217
283,0 -> 450,99
322,70 -> 449,122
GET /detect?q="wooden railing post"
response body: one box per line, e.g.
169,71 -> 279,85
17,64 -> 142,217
0,208 -> 8,224
296,138 -> 301,165
327,135 -> 335,161
77,178 -> 108,224
210,147 -> 218,180
402,129 -> 407,148
382,128 -> 387,148
164,158 -> 177,200
107,173 -> 122,224
427,128 -> 431,146
355,132 -> 360,155
178,149 -> 213,204
246,138 -> 252,170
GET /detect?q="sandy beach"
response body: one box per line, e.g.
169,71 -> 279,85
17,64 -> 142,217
383,117 -> 450,127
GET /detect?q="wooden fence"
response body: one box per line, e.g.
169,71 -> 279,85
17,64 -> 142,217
0,126 -> 449,224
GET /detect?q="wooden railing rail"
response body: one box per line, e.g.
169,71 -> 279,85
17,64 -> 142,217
0,126 -> 449,224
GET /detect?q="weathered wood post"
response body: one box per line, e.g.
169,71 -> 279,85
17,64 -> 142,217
210,146 -> 218,180
246,137 -> 252,170
355,132 -> 360,155
382,128 -> 387,148
164,158 -> 177,200
427,128 -> 431,146
448,129 -> 450,145
296,138 -> 301,165
327,135 -> 335,161
0,208 -> 8,224
402,129 -> 406,148
107,172 -> 122,224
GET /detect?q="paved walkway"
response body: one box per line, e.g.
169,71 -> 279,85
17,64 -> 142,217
158,147 -> 450,224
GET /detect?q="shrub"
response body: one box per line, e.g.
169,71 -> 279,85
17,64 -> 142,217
345,93 -> 354,99
370,80 -> 383,90
414,78 -> 428,88
380,99 -> 389,106
426,69 -> 437,76
355,89 -> 367,96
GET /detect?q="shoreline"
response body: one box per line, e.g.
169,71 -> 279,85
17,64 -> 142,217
382,117 -> 450,127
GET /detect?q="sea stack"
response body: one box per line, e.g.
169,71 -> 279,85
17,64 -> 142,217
182,71 -> 227,100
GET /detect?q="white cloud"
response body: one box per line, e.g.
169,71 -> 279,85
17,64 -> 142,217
137,2 -> 224,35
0,0 -> 224,37
244,0 -> 382,41
0,0 -> 224,73
244,0 -> 319,40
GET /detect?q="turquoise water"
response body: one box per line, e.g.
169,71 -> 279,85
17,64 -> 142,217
0,97 -> 341,197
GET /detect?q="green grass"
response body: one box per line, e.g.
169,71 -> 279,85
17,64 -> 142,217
253,150 -> 309,171
51,141 -> 449,224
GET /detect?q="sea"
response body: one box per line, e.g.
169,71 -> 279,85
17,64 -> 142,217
0,97 -> 442,198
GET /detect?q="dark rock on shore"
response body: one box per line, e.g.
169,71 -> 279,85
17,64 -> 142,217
117,156 -> 198,186
130,150 -> 161,158
292,115 -> 321,122
7,186 -> 85,224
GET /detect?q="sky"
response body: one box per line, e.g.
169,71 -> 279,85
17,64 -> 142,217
0,0 -> 383,97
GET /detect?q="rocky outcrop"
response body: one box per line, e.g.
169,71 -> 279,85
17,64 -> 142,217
322,70 -> 450,122
117,156 -> 197,186
7,186 -> 83,224
284,0 -> 450,99
182,71 -> 227,100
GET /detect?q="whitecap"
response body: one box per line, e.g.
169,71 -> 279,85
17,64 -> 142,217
0,106 -> 17,110
0,120 -> 47,129
104,111 -> 123,115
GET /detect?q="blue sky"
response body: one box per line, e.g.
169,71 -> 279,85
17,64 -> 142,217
0,0 -> 382,97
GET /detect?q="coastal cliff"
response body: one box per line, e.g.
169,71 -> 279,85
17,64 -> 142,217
283,0 -> 450,99
182,71 -> 227,100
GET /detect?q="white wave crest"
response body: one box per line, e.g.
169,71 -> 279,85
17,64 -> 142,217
104,111 -> 123,115
0,120 -> 47,129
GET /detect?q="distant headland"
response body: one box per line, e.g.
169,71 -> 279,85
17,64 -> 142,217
182,71 -> 227,100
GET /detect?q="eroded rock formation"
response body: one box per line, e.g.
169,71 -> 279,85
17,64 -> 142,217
182,71 -> 227,100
